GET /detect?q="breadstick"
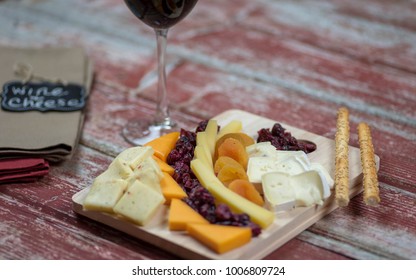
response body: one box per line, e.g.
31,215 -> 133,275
358,122 -> 380,206
335,107 -> 350,206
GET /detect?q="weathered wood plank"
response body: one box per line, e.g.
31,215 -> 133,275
176,26 -> 416,126
242,0 -> 416,73
308,183 -> 416,259
328,0 -> 416,33
265,237 -> 351,260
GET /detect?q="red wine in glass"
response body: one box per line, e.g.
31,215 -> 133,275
122,0 -> 199,145
125,0 -> 198,29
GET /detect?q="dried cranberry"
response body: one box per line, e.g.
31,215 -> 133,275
215,204 -> 233,221
271,123 -> 285,135
179,129 -> 196,146
257,123 -> 317,153
257,128 -> 274,142
248,222 -> 262,237
166,149 -> 181,164
183,198 -> 197,211
298,140 -> 317,153
195,120 -> 209,132
199,203 -> 216,223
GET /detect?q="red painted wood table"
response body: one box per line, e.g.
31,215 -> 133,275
0,0 -> 415,260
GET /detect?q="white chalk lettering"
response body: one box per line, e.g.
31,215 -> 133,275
57,99 -> 66,107
44,99 -> 56,108
67,99 -> 81,107
11,86 -> 28,96
35,86 -> 68,97
2,82 -> 85,112
22,97 -> 36,108
50,87 -> 68,97
7,97 -> 23,108
35,87 -> 48,97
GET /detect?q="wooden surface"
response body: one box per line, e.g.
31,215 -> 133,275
72,109 -> 379,260
0,0 -> 415,260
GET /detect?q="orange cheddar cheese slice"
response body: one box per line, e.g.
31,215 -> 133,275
161,172 -> 187,204
144,132 -> 180,162
168,198 -> 209,231
153,156 -> 175,175
187,224 -> 251,254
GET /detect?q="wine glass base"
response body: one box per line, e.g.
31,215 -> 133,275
122,118 -> 177,146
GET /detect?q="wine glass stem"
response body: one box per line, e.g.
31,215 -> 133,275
154,28 -> 173,128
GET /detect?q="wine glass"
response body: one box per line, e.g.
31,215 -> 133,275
122,0 -> 199,145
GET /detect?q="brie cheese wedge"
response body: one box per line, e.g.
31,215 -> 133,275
247,155 -> 309,192
262,170 -> 331,212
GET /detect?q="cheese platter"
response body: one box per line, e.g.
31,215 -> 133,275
72,109 -> 380,259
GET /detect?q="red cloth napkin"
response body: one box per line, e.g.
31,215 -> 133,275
0,158 -> 49,184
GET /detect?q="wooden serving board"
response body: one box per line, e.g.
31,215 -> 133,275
72,109 -> 380,260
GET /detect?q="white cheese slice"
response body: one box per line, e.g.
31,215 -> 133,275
144,156 -> 164,179
131,157 -> 163,193
262,172 -> 296,212
246,141 -> 332,210
277,156 -> 310,174
292,171 -> 327,206
113,180 -> 165,226
310,162 -> 334,189
93,158 -> 133,184
246,142 -> 278,157
247,155 -> 309,193
247,157 -> 279,183
83,179 -> 128,213
246,142 -> 310,165
274,150 -> 310,167
116,146 -> 154,170
262,170 -> 330,211
314,169 -> 331,199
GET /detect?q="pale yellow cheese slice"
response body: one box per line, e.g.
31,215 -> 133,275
130,157 -> 163,193
83,179 -> 128,213
116,146 -> 154,170
94,158 -> 133,184
113,180 -> 165,226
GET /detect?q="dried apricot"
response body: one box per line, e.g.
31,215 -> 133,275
216,137 -> 249,170
228,179 -> 264,206
214,133 -> 254,162
214,156 -> 242,175
217,164 -> 248,187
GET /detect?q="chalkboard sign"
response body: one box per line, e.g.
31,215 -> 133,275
1,81 -> 86,112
